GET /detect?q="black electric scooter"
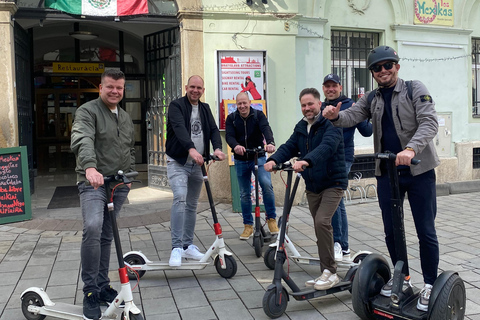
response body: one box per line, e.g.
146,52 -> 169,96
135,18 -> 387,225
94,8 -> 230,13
245,146 -> 273,257
21,171 -> 144,320
262,162 -> 364,319
351,152 -> 466,320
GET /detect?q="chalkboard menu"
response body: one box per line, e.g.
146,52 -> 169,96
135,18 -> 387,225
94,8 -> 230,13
0,146 -> 32,224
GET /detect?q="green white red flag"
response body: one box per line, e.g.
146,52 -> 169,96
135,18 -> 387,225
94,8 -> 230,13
45,0 -> 148,17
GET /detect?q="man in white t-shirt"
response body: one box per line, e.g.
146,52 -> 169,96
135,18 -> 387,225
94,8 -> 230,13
165,75 -> 226,267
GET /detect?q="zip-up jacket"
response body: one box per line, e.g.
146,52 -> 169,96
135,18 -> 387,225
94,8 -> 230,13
332,78 -> 440,176
322,95 -> 373,163
71,97 -> 135,182
268,115 -> 348,193
166,95 -> 222,165
225,108 -> 275,161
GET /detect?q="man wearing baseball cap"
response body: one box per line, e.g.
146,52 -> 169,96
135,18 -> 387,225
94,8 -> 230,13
321,74 -> 372,264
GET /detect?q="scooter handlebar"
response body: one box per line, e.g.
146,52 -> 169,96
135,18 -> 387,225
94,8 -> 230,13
244,146 -> 264,153
374,152 -> 420,165
206,154 -> 220,162
271,161 -> 293,171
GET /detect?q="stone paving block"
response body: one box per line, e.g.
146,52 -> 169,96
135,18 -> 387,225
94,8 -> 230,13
227,275 -> 264,293
196,273 -> 231,291
44,284 -> 77,299
179,305 -> 217,320
211,299 -> 253,320
0,286 -> 14,304
0,261 -> 28,274
172,287 -> 208,309
142,296 -> 177,315
47,269 -> 79,286
204,288 -> 238,302
21,265 -> 52,280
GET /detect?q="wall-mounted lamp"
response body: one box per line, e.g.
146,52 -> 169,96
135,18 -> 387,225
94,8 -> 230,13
69,31 -> 98,41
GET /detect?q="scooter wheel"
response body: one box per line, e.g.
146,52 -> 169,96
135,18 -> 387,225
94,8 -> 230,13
21,292 -> 46,320
124,253 -> 146,280
429,273 -> 465,320
121,311 -> 145,320
352,254 -> 390,320
262,286 -> 288,319
353,252 -> 370,264
215,255 -> 237,279
264,246 -> 276,270
253,234 -> 263,257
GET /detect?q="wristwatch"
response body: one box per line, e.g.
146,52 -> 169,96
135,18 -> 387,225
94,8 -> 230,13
405,147 -> 414,152
269,142 -> 275,146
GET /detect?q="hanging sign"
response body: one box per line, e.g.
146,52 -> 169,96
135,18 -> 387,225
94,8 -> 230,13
414,0 -> 454,26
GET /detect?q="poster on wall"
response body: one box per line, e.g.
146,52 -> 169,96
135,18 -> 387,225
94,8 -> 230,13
414,0 -> 453,26
217,51 -> 266,130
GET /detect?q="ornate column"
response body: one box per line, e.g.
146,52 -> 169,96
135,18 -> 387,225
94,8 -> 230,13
0,1 -> 18,148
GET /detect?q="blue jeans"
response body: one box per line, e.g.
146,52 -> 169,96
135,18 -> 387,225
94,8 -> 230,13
167,160 -> 203,249
234,156 -> 276,225
376,169 -> 439,285
78,182 -> 129,295
332,161 -> 352,251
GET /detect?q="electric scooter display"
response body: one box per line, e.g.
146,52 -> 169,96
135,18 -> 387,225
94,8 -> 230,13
123,156 -> 237,279
245,147 -> 274,257
351,152 -> 466,320
21,171 -> 144,320
262,162 -> 368,319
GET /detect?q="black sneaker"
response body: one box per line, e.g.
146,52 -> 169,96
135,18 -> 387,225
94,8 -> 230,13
83,292 -> 101,320
98,285 -> 123,307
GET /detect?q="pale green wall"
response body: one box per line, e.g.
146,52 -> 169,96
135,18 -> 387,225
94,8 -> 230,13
200,0 -> 480,156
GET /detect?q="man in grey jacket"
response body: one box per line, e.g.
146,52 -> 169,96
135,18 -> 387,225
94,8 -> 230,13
323,46 -> 439,312
71,69 -> 135,320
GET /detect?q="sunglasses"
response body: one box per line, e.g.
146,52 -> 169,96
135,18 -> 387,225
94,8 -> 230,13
370,62 -> 396,73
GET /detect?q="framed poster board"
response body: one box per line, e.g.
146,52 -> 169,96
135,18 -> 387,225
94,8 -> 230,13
0,146 -> 32,224
217,50 -> 267,130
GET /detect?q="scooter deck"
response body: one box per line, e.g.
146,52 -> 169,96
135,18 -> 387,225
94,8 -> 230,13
371,293 -> 427,320
289,280 -> 352,301
132,261 -> 210,271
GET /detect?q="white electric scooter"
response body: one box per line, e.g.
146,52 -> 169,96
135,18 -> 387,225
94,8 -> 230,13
264,170 -> 371,271
123,156 -> 237,280
21,171 -> 144,320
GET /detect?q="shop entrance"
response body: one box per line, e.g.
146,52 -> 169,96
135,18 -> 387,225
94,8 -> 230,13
34,76 -> 100,174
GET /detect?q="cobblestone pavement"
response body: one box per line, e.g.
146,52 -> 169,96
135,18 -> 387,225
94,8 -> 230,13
0,186 -> 479,320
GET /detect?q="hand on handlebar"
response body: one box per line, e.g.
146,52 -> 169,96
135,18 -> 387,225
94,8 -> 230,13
234,145 -> 246,156
263,161 -> 275,172
292,160 -> 308,172
395,149 -> 415,166
189,148 -> 204,165
213,149 -> 226,161
265,144 -> 275,153
86,167 -> 104,190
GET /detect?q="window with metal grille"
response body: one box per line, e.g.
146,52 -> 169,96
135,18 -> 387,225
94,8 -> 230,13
473,39 -> 480,117
474,148 -> 480,169
331,31 -> 379,101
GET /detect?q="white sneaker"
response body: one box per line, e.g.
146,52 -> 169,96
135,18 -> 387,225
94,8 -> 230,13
305,276 -> 322,287
342,249 -> 351,261
313,269 -> 340,290
334,242 -> 343,262
169,248 -> 182,267
182,244 -> 204,260
417,284 -> 433,311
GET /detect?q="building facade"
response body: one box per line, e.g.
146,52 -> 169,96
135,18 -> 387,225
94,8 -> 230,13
1,0 -> 479,202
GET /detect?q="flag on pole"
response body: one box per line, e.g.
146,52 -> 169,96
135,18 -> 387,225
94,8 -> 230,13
45,0 -> 149,17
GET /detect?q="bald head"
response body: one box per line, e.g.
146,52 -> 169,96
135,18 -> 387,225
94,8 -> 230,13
236,92 -> 249,101
185,75 -> 205,105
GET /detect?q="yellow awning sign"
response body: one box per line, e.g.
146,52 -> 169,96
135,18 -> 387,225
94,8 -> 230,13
53,63 -> 105,73
414,0 -> 454,26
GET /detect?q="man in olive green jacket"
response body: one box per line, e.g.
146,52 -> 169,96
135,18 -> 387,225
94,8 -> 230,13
71,69 -> 135,320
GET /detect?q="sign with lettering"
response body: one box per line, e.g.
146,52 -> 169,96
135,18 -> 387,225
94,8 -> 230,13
217,51 -> 267,130
53,62 -> 105,73
0,146 -> 32,224
414,0 -> 454,26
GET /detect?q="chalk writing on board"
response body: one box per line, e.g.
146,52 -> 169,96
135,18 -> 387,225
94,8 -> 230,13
0,153 -> 26,217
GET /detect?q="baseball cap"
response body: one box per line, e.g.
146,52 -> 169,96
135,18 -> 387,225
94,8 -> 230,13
323,74 -> 341,85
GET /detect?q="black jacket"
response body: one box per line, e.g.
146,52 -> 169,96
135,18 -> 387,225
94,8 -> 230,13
166,96 -> 222,165
268,114 -> 348,193
225,108 -> 275,161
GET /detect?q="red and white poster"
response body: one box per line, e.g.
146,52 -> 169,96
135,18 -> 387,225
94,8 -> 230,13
217,51 -> 266,130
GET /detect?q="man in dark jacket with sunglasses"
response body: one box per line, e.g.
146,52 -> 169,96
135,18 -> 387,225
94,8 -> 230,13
322,45 -> 439,312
